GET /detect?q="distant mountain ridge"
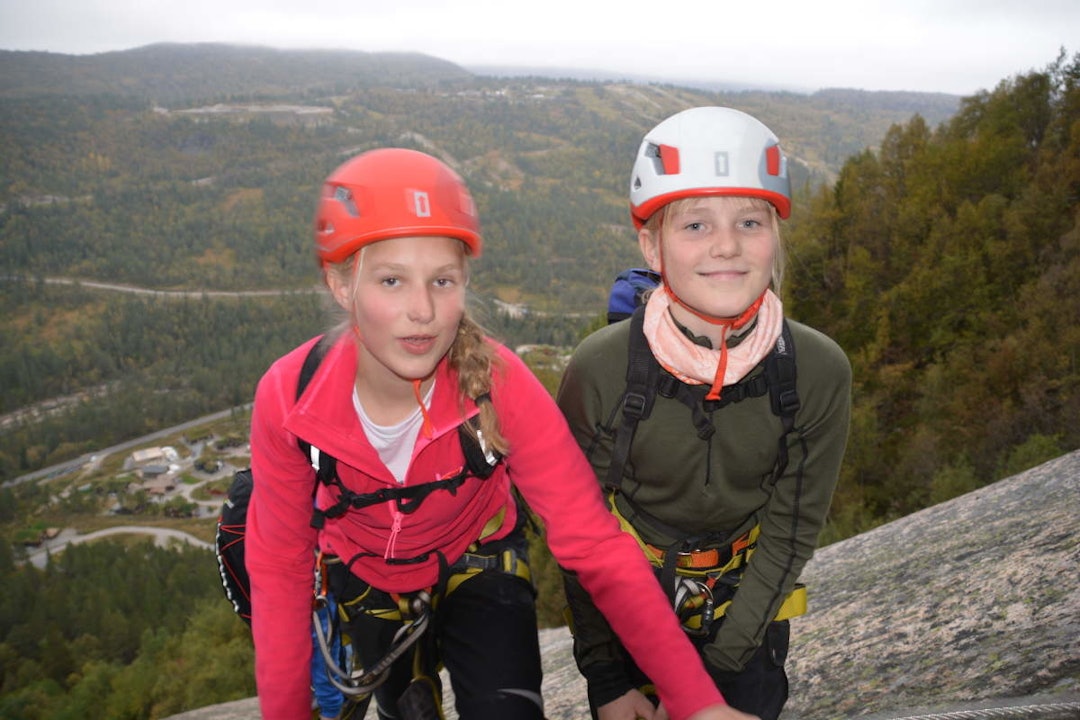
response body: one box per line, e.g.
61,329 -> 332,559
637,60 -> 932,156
0,44 -> 961,202
0,43 -> 474,100
464,62 -> 805,93
0,43 -> 959,117
466,62 -> 966,105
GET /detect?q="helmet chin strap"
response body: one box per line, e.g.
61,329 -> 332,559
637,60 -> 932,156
659,253 -> 766,401
664,282 -> 765,329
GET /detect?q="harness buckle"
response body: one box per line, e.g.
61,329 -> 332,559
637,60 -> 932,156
622,391 -> 648,419
777,388 -> 800,417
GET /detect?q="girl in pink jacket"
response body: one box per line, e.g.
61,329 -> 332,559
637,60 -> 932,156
246,147 -> 757,720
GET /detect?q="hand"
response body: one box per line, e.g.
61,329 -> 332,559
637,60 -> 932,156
597,689 -> 659,720
684,704 -> 760,720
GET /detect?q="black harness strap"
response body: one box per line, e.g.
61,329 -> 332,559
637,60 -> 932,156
305,391 -> 503,530
766,321 -> 799,483
604,307 -> 659,493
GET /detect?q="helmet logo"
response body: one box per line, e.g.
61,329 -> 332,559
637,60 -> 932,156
714,151 -> 730,177
411,190 -> 431,218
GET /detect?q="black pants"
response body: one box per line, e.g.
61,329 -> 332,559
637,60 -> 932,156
592,620 -> 790,720
329,536 -> 544,720
702,621 -> 790,720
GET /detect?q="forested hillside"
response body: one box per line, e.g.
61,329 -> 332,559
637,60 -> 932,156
0,43 -> 959,483
785,53 -> 1080,535
1,43 -> 1078,720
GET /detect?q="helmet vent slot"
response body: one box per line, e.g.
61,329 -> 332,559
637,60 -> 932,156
333,186 -> 360,217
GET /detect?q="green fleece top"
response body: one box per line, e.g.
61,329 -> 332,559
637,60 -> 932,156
556,312 -> 851,699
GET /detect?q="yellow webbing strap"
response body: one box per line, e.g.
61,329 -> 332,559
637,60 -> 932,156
477,505 -> 507,543
609,492 -> 659,559
445,548 -> 531,596
606,492 -> 808,630
444,505 -> 530,596
682,583 -> 808,632
776,583 -> 808,620
336,506 -> 527,622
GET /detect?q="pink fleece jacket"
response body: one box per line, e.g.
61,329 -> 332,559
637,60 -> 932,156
246,333 -> 724,719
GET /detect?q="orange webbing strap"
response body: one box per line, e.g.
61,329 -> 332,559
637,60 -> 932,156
608,491 -> 760,577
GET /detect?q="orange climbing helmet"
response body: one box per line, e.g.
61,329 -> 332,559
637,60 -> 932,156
313,148 -> 482,265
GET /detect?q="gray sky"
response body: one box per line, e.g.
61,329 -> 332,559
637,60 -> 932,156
0,0 -> 1076,95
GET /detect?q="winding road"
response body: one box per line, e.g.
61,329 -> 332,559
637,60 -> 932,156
37,276 -> 321,298
25,525 -> 214,569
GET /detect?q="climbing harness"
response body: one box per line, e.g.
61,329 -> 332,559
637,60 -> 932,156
244,335 -> 516,714
609,490 -> 806,638
312,584 -> 432,697
312,504 -> 532,713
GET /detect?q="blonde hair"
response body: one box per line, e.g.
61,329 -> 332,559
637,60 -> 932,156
324,246 -> 508,456
448,314 -> 508,455
643,196 -> 786,293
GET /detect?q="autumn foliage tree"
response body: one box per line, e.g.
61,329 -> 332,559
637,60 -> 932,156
785,52 -> 1080,538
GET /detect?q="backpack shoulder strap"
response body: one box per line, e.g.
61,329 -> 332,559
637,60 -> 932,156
296,336 -> 336,484
607,315 -> 800,489
298,336 -> 331,399
458,393 -> 502,480
288,337 -> 342,530
765,319 -> 799,481
605,306 -> 658,491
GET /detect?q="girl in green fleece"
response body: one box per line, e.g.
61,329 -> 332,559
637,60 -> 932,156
557,106 -> 852,720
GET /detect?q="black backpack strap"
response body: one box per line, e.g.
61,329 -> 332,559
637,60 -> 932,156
608,308 -> 721,494
765,320 -> 799,482
607,314 -> 800,511
298,336 -> 331,398
458,393 -> 502,480
293,337 -> 338,504
661,377 -> 716,441
604,306 -> 658,492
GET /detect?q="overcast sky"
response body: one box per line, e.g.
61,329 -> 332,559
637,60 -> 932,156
1,0 -> 1076,96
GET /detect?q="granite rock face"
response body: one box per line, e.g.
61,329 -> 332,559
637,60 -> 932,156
780,450 -> 1079,719
165,451 -> 1080,720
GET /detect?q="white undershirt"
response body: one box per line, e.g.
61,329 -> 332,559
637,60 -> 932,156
353,380 -> 435,485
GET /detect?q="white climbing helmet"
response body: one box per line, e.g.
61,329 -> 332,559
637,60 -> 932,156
629,106 -> 791,228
